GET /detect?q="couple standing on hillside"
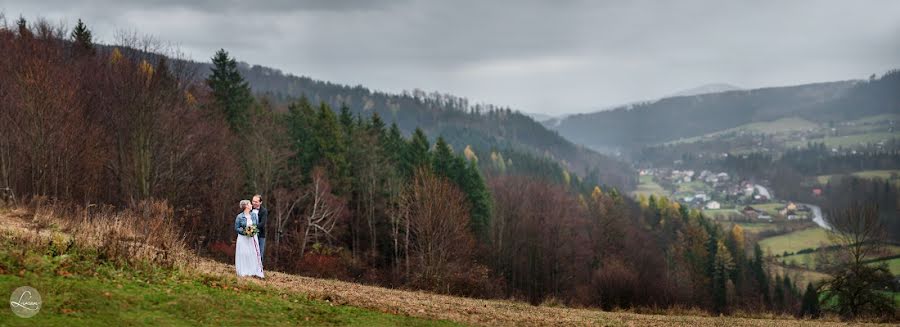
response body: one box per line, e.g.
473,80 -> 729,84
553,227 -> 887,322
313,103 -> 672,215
234,195 -> 268,278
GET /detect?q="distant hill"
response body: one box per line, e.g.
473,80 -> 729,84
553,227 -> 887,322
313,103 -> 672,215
522,112 -> 556,122
669,83 -> 742,97
548,70 -> 900,151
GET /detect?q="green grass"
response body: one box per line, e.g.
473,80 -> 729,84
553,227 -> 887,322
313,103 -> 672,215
868,257 -> 900,276
702,209 -> 741,219
734,222 -> 781,235
0,233 -> 458,326
665,117 -> 819,145
758,227 -> 831,256
780,245 -> 900,273
779,252 -> 819,270
632,175 -> 669,198
818,170 -> 900,185
846,113 -> 900,125
0,274 -> 459,326
788,132 -> 899,148
676,181 -> 712,194
750,202 -> 784,216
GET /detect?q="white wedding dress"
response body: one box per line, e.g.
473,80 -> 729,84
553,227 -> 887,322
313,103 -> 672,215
235,214 -> 264,278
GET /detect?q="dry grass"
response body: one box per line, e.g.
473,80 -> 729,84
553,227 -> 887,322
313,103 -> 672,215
13,198 -> 191,271
0,203 -> 893,326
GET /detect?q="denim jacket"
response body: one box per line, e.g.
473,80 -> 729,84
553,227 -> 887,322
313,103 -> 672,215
234,212 -> 260,236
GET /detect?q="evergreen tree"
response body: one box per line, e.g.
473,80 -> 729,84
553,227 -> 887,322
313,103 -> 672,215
16,16 -> 28,37
339,103 -> 354,135
773,275 -> 785,312
433,137 -> 454,177
370,111 -> 385,137
383,123 -> 405,166
315,102 -> 350,194
71,18 -> 95,56
799,282 -> 821,318
752,243 -> 771,308
463,160 -> 492,241
712,240 -> 735,313
404,128 -> 431,175
287,96 -> 319,174
207,49 -> 253,132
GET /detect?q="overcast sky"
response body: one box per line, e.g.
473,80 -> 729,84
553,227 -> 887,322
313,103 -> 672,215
4,0 -> 899,115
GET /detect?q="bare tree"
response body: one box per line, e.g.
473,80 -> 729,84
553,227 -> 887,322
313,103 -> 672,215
399,168 -> 474,287
269,186 -> 306,266
821,203 -> 896,319
299,167 -> 344,257
826,204 -> 885,268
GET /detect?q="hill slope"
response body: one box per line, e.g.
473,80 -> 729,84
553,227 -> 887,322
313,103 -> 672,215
549,70 -> 900,151
0,210 -> 888,326
207,60 -> 636,189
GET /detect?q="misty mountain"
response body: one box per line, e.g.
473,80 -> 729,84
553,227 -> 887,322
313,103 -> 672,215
548,70 -> 899,151
522,112 -> 556,122
668,83 -> 742,97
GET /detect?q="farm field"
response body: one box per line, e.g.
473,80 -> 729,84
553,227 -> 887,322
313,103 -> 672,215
633,175 -> 669,198
750,202 -> 785,216
818,170 -> 900,186
665,117 -> 820,145
759,227 -> 831,255
788,131 -> 899,148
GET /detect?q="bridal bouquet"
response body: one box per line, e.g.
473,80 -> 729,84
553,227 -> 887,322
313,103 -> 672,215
245,224 -> 259,236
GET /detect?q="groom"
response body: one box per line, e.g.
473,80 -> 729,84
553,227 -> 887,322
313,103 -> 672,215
251,194 -> 268,265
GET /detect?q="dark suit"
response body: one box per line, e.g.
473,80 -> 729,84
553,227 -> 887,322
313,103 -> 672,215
253,207 -> 268,264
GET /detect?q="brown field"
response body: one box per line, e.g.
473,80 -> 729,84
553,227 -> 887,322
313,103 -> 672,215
0,208 -> 893,326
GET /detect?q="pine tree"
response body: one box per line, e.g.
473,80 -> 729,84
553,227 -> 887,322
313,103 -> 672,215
207,49 -> 253,132
751,243 -> 771,308
404,128 -> 431,175
712,240 -> 735,313
799,282 -> 821,318
370,111 -> 385,137
287,96 -> 318,173
16,16 -> 30,38
339,103 -> 354,135
315,102 -> 350,194
463,160 -> 492,241
383,123 -> 405,166
71,18 -> 95,56
773,275 -> 785,312
432,137 -> 454,177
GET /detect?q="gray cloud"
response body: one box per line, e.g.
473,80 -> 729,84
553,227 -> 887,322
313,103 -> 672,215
3,0 -> 899,115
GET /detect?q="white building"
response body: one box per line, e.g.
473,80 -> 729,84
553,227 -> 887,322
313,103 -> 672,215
705,201 -> 721,210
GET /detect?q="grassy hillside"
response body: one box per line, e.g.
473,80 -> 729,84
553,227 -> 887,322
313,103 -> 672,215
0,271 -> 455,326
1,207 -> 893,326
667,117 -> 820,145
818,170 -> 900,186
759,228 -> 831,255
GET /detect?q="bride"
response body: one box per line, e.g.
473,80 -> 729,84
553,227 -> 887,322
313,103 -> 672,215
234,199 -> 264,278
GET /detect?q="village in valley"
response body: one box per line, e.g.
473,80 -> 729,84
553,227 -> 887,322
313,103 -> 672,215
637,168 -> 820,222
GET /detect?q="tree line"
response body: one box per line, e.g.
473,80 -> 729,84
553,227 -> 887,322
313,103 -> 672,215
1,18 -> 893,319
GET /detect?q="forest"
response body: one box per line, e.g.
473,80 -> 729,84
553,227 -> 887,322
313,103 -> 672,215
0,18 -> 893,319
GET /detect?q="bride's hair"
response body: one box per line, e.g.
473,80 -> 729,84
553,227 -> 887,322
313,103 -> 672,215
239,199 -> 251,209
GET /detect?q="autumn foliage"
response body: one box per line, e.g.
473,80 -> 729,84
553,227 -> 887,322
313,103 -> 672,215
0,18 -> 824,318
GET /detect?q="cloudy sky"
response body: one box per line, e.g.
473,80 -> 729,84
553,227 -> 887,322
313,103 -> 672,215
4,1 -> 899,115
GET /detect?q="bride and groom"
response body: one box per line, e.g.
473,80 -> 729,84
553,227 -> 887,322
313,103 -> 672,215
234,194 -> 267,278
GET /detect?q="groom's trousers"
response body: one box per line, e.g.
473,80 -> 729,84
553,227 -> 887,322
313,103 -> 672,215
258,237 -> 266,264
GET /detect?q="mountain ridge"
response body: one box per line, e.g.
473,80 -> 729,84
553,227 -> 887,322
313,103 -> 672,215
546,72 -> 897,151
